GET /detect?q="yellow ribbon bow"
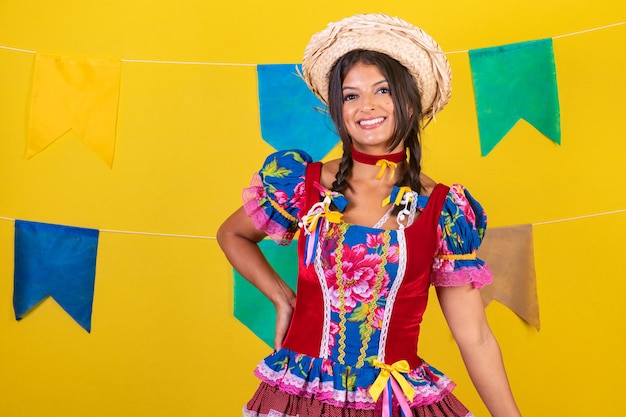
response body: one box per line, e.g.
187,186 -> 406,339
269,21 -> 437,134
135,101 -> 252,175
381,186 -> 413,207
375,159 -> 398,180
368,360 -> 416,402
300,193 -> 343,234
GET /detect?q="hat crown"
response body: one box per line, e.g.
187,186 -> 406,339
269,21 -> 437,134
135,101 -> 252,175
302,13 -> 452,119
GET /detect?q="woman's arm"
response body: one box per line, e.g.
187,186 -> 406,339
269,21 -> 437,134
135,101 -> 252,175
436,284 -> 522,417
217,206 -> 296,351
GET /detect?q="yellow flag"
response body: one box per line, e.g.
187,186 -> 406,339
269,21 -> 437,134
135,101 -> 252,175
27,53 -> 121,167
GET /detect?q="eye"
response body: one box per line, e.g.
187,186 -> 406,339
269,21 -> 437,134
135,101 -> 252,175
343,93 -> 358,102
377,87 -> 390,95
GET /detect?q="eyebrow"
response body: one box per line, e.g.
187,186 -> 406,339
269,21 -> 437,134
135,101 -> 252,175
342,79 -> 388,91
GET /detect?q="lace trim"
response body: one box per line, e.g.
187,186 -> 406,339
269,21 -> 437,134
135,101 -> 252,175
431,264 -> 493,289
378,229 -> 407,363
242,175 -> 295,245
243,197 -> 295,245
372,205 -> 394,229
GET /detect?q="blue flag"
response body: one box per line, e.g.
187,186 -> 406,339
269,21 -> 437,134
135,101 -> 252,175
257,64 -> 339,160
14,220 -> 99,332
469,39 -> 561,156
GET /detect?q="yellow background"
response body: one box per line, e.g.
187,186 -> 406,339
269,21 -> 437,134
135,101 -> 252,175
1,1 -> 625,416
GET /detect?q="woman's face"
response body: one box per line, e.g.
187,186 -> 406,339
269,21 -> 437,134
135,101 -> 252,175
341,62 -> 398,154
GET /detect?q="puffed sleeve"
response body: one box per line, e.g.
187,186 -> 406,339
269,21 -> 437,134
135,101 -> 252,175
242,149 -> 313,245
431,184 -> 493,288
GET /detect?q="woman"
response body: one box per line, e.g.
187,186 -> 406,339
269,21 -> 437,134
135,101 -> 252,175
218,14 -> 521,417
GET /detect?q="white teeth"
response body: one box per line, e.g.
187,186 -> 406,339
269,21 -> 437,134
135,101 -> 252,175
359,117 -> 384,126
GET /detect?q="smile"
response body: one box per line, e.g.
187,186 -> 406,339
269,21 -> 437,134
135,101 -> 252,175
359,117 -> 385,126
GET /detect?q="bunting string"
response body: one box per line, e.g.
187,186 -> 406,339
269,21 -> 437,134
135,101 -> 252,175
0,216 -> 215,239
1,21 -> 624,64
532,208 -> 626,226
97,228 -> 216,239
120,59 -> 256,66
445,21 -> 625,54
551,21 -> 625,39
0,45 -> 37,54
1,209 -> 624,240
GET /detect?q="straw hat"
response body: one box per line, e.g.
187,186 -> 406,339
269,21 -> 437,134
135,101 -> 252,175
301,14 -> 452,118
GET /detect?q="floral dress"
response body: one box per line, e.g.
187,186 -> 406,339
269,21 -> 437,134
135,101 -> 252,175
241,150 -> 493,417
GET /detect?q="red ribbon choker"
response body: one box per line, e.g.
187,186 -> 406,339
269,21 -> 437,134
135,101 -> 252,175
350,144 -> 406,165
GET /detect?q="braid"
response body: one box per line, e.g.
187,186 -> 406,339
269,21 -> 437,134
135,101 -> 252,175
332,141 -> 354,193
398,131 -> 422,194
392,130 -> 422,215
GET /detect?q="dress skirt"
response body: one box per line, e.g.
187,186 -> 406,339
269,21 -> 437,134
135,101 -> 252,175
243,382 -> 473,417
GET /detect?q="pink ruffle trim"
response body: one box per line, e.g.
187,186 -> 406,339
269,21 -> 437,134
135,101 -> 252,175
242,173 -> 295,246
431,264 -> 493,289
254,360 -> 455,411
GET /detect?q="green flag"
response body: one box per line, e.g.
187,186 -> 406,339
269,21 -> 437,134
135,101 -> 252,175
470,38 -> 561,156
233,239 -> 298,347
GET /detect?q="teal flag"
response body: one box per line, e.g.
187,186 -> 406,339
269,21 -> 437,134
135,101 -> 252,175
233,239 -> 298,347
469,38 -> 561,156
13,220 -> 99,332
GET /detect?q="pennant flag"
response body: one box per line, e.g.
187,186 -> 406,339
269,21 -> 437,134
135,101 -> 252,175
14,220 -> 100,332
257,64 -> 338,161
478,224 -> 540,330
27,53 -> 121,167
469,39 -> 561,156
233,239 -> 298,347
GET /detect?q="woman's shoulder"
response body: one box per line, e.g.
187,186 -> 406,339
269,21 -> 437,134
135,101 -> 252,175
419,173 -> 437,197
320,158 -> 341,189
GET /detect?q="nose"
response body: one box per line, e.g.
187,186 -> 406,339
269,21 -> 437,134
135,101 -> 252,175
361,93 -> 376,111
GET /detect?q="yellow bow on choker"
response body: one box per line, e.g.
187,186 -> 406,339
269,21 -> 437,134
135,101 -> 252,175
369,360 -> 416,402
375,159 -> 399,180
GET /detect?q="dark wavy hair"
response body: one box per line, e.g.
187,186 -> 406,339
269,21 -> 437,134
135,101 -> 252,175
327,49 -> 424,195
